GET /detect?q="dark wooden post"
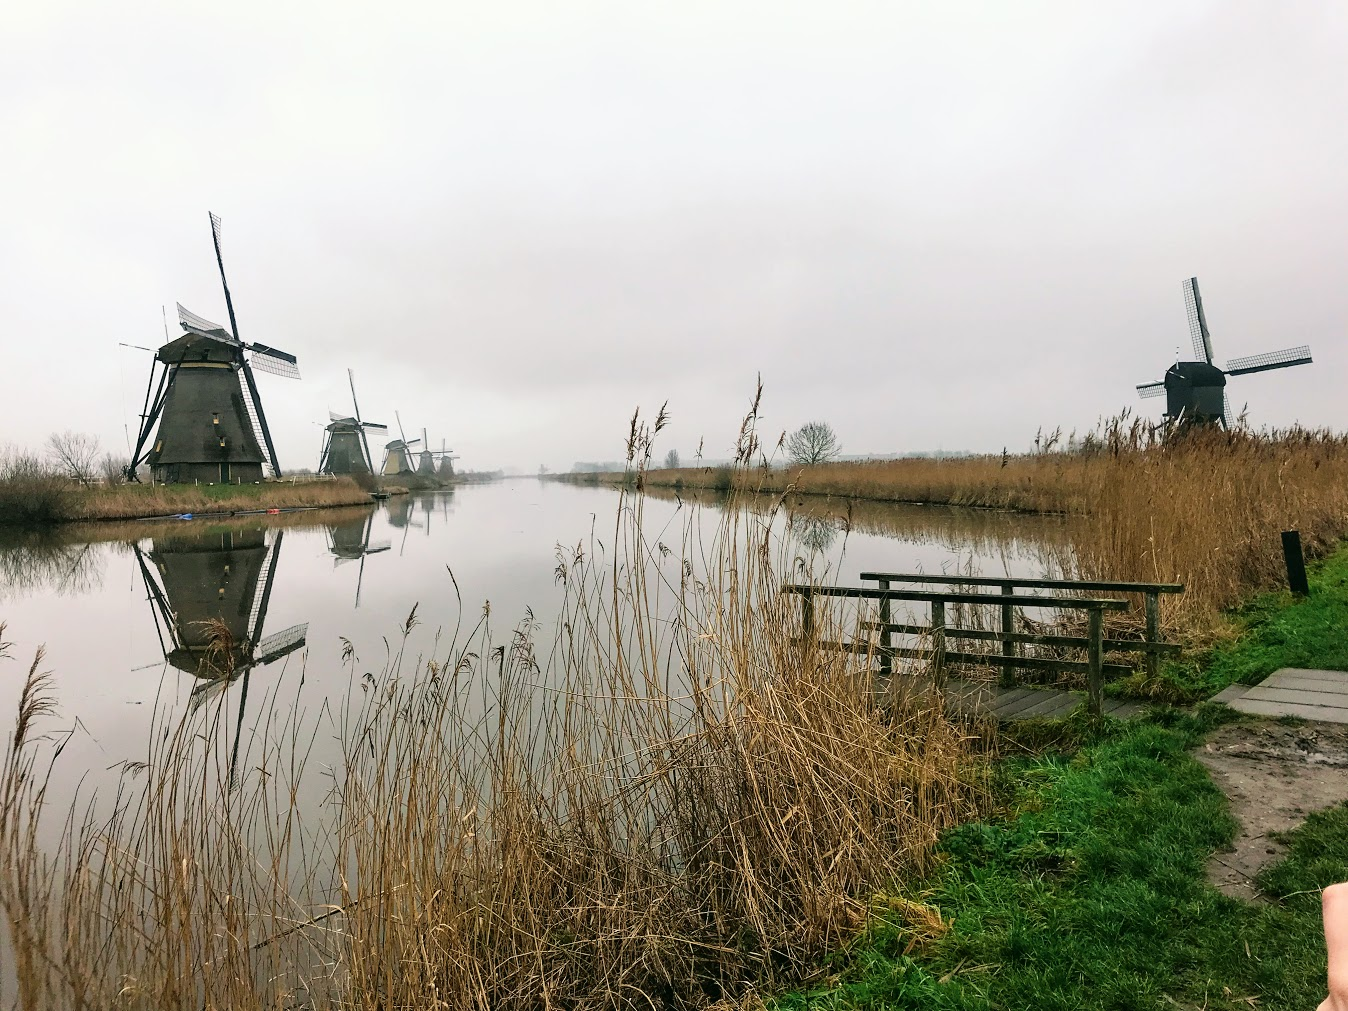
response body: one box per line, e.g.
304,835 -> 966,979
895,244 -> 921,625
877,579 -> 892,676
1000,582 -> 1016,688
800,587 -> 815,641
1144,591 -> 1160,680
930,598 -> 947,684
1087,606 -> 1104,721
1282,530 -> 1310,597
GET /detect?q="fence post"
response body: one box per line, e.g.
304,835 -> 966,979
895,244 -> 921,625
1282,530 -> 1310,597
1087,606 -> 1104,722
1000,582 -> 1016,688
930,598 -> 947,685
877,579 -> 892,676
1143,592 -> 1161,680
800,587 -> 814,641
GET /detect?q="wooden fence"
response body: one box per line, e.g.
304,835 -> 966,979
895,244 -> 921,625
782,573 -> 1184,719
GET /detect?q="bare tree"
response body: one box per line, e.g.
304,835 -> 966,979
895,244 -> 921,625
663,449 -> 680,470
785,422 -> 841,466
99,453 -> 130,485
46,431 -> 101,485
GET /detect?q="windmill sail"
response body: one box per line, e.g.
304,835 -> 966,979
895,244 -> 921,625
1182,277 -> 1214,365
1135,381 -> 1166,399
1224,346 -> 1313,376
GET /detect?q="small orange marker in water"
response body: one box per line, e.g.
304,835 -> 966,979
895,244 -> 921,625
266,508 -> 280,514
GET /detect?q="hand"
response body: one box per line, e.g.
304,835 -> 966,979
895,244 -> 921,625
1321,882 -> 1348,1011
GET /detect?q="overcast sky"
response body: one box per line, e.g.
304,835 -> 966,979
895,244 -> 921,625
2,1 -> 1344,473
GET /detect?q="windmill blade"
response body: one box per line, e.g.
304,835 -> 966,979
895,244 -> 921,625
329,411 -> 357,424
361,421 -> 389,432
253,623 -> 308,666
1182,277 -> 1214,364
396,410 -> 408,447
176,303 -> 234,340
247,345 -> 301,380
209,211 -> 243,342
1223,345 -> 1313,376
365,542 -> 392,554
1136,381 -> 1166,399
1223,393 -> 1234,430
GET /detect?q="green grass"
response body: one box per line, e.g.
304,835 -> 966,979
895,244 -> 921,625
1152,542 -> 1348,700
774,710 -> 1335,1010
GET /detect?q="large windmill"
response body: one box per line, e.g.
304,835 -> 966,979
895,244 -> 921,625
1135,277 -> 1313,428
133,525 -> 307,784
128,214 -> 301,483
320,370 -> 388,475
381,412 -> 421,475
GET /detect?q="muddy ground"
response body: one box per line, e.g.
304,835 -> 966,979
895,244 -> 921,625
1198,720 -> 1348,901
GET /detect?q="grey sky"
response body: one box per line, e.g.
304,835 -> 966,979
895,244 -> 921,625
2,1 -> 1344,472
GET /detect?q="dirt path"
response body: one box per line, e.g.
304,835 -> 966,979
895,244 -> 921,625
1197,720 -> 1348,901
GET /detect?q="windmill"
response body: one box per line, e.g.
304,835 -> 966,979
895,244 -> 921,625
128,213 -> 301,483
416,428 -> 438,476
1135,277 -> 1313,428
326,511 -> 390,608
320,370 -> 388,475
381,412 -> 421,475
435,439 -> 460,478
133,525 -> 306,784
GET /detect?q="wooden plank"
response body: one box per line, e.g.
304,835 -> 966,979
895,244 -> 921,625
1103,700 -> 1147,720
1242,686 -> 1348,708
984,687 -> 1040,713
782,584 -> 1129,610
1210,685 -> 1249,705
1269,668 -> 1348,683
1021,696 -> 1081,720
881,646 -> 1134,678
1261,674 -> 1348,695
1228,698 -> 1348,724
1009,692 -> 1081,719
860,622 -> 1181,654
857,571 -> 1184,594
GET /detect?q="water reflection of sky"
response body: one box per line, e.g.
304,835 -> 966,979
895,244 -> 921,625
0,479 -> 1071,811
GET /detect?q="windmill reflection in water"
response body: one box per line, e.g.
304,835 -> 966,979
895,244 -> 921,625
133,526 -> 307,785
326,512 -> 390,607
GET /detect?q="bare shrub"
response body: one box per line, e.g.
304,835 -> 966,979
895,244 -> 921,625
45,431 -> 101,486
98,452 -> 129,485
0,447 -> 72,526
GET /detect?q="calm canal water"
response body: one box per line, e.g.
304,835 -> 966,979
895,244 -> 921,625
0,478 -> 1071,811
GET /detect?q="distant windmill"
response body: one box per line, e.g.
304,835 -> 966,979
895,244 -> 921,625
1136,277 -> 1313,428
128,213 -> 301,483
320,370 -> 388,475
436,439 -> 459,478
133,525 -> 306,785
381,412 -> 421,475
326,512 -> 390,607
416,428 -> 438,477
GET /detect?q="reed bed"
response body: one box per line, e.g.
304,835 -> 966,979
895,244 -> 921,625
605,417 -> 1348,630
0,403 -> 984,1009
63,477 -> 374,522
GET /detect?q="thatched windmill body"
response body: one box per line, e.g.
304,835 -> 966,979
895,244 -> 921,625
436,439 -> 459,478
320,370 -> 387,475
1135,277 -> 1313,427
128,214 -> 300,483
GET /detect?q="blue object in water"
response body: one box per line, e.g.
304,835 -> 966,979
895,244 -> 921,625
178,513 -> 193,520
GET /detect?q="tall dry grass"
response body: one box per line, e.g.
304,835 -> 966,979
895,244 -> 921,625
614,416 -> 1348,629
0,399 -> 983,1009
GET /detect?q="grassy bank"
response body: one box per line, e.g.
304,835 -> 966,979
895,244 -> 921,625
776,710 -> 1335,1011
1139,538 -> 1348,700
0,476 -> 373,524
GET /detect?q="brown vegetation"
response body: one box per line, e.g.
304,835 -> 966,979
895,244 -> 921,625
0,405 -> 984,1009
582,418 -> 1348,629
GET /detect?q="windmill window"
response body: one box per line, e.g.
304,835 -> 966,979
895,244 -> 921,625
213,413 -> 220,425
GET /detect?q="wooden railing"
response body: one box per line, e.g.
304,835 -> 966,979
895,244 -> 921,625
782,574 -> 1184,719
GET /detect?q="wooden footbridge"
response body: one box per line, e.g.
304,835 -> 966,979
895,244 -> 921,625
784,572 -> 1185,722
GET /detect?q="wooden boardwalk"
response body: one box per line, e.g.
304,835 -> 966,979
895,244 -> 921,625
887,677 -> 1149,722
1213,668 -> 1348,723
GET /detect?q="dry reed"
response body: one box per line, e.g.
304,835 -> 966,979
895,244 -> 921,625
615,415 -> 1348,630
0,399 -> 984,1008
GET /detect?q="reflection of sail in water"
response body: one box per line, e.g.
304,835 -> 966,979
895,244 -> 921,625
326,512 -> 390,607
133,526 -> 307,783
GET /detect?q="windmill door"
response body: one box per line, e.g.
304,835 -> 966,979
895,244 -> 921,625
220,463 -> 230,483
